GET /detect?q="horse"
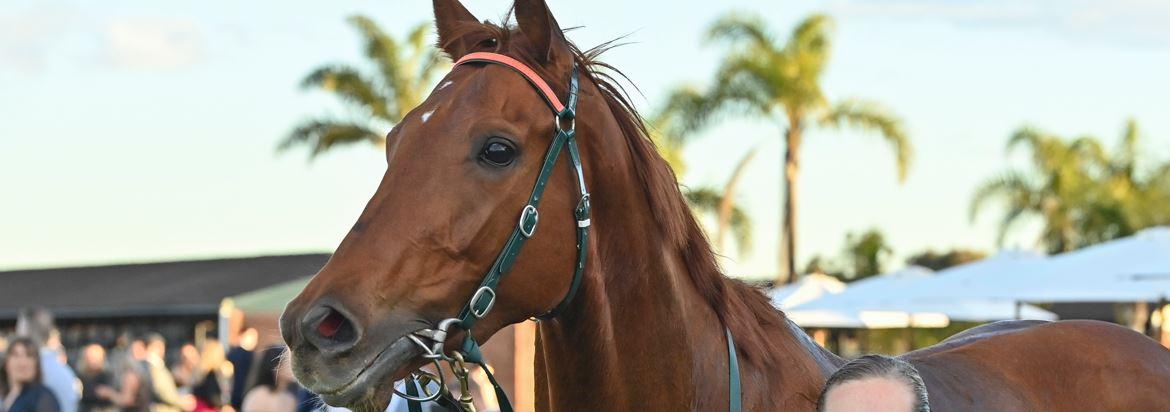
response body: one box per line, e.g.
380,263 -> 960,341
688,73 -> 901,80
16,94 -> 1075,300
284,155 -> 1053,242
279,0 -> 1170,410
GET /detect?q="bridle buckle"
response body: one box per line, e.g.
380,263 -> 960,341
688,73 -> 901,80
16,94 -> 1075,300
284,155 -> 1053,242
519,204 -> 539,238
469,286 -> 497,319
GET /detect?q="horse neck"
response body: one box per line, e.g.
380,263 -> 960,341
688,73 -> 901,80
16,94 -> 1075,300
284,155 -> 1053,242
534,196 -> 731,410
532,95 -> 835,410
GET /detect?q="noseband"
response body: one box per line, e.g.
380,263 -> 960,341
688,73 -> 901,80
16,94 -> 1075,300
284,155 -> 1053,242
397,52 -> 590,412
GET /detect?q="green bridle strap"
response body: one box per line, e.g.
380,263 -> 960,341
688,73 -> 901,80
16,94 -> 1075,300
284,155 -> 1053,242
450,63 -> 586,332
727,328 -> 742,412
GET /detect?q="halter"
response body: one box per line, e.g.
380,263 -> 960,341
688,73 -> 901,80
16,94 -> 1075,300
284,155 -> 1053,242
398,51 -> 589,412
396,52 -> 740,412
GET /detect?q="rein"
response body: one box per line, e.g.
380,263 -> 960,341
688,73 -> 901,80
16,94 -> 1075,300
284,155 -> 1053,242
396,52 -> 740,412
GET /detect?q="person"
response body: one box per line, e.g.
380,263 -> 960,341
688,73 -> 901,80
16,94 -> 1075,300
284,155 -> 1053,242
240,347 -> 295,412
226,329 -> 257,412
817,354 -> 930,412
144,334 -> 186,412
98,357 -> 150,412
75,344 -> 115,412
173,344 -> 202,391
191,341 -> 229,412
1,337 -> 61,412
15,309 -> 78,412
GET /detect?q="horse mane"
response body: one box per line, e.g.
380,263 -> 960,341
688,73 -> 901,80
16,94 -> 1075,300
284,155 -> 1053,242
444,18 -> 791,367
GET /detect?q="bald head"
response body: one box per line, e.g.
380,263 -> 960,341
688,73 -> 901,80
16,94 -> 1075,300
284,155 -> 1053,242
818,355 -> 930,412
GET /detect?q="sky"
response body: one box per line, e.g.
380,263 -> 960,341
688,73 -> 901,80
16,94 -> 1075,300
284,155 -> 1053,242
2,0 -> 1169,279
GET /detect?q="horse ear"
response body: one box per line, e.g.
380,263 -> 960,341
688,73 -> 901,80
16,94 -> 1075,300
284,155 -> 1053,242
514,0 -> 570,64
433,0 -> 479,60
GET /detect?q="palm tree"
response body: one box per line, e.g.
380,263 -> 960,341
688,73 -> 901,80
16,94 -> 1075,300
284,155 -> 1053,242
281,17 -> 448,157
841,228 -> 892,282
970,128 -> 1099,252
676,13 -> 913,284
650,88 -> 756,256
971,120 -> 1170,252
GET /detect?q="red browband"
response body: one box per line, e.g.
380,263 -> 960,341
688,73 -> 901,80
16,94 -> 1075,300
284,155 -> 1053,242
453,52 -> 566,113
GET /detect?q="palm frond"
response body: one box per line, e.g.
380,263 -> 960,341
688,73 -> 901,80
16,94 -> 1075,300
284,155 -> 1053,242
684,187 -> 721,214
300,65 -> 392,121
706,13 -> 775,50
708,55 -> 780,118
728,205 -> 753,252
786,14 -> 833,88
969,170 -> 1035,222
820,99 -> 913,181
347,15 -> 406,96
280,119 -> 385,158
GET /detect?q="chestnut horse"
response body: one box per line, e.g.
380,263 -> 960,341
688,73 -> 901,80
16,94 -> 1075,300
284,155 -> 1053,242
280,0 -> 1170,410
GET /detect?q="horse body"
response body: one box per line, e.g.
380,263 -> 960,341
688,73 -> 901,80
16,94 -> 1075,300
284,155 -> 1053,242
279,1 -> 1170,410
905,320 -> 1170,411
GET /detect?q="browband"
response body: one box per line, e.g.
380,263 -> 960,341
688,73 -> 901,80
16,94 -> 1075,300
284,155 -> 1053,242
454,52 -> 567,113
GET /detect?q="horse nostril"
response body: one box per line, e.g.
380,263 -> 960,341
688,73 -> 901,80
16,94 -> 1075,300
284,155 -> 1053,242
316,309 -> 346,338
302,304 -> 360,352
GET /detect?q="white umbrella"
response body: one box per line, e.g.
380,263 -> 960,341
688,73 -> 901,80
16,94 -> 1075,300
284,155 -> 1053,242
1008,226 -> 1170,302
769,273 -> 846,309
787,267 -> 953,329
787,265 -> 1058,328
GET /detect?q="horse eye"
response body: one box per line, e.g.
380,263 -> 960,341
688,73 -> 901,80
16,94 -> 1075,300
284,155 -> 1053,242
479,140 -> 516,167
479,38 -> 498,48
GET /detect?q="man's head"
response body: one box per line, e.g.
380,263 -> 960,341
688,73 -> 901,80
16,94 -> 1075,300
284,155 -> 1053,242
818,355 -> 930,412
129,338 -> 148,361
146,333 -> 167,360
82,343 -> 107,371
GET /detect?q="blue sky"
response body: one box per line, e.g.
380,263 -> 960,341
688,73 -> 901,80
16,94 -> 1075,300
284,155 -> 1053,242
2,0 -> 1169,279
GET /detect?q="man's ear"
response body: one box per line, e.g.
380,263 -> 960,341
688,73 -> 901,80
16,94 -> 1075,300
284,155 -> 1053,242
514,0 -> 571,64
434,0 -> 480,60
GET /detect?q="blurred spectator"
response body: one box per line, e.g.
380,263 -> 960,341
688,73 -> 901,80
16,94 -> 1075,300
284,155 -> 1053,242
240,347 -> 295,412
227,329 -> 258,412
75,345 -> 114,412
1,337 -> 61,412
0,337 -> 7,367
16,309 -> 78,412
191,341 -> 229,412
174,344 -> 202,391
144,335 -> 186,412
100,353 -> 149,412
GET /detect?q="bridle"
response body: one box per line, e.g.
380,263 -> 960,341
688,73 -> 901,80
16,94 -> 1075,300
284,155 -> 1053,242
396,51 -> 590,412
393,52 -> 740,412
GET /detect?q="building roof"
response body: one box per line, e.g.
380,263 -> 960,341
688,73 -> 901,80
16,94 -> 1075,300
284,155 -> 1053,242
0,254 -> 330,320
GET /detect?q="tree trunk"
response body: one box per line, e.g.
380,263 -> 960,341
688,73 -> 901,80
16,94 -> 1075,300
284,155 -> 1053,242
716,147 -> 759,252
780,125 -> 803,285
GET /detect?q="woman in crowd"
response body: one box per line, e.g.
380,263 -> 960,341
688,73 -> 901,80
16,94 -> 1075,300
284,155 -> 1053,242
240,347 -> 296,412
191,341 -> 230,412
0,338 -> 60,412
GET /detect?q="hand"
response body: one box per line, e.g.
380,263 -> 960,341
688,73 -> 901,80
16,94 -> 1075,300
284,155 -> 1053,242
180,394 -> 197,412
95,386 -> 115,399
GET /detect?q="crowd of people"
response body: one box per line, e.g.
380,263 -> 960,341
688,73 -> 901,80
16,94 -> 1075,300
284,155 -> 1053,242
4,308 -> 932,412
1,311 -> 311,412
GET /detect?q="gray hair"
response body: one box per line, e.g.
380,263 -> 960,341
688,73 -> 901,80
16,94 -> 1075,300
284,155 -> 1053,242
818,354 -> 930,412
15,307 -> 56,346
